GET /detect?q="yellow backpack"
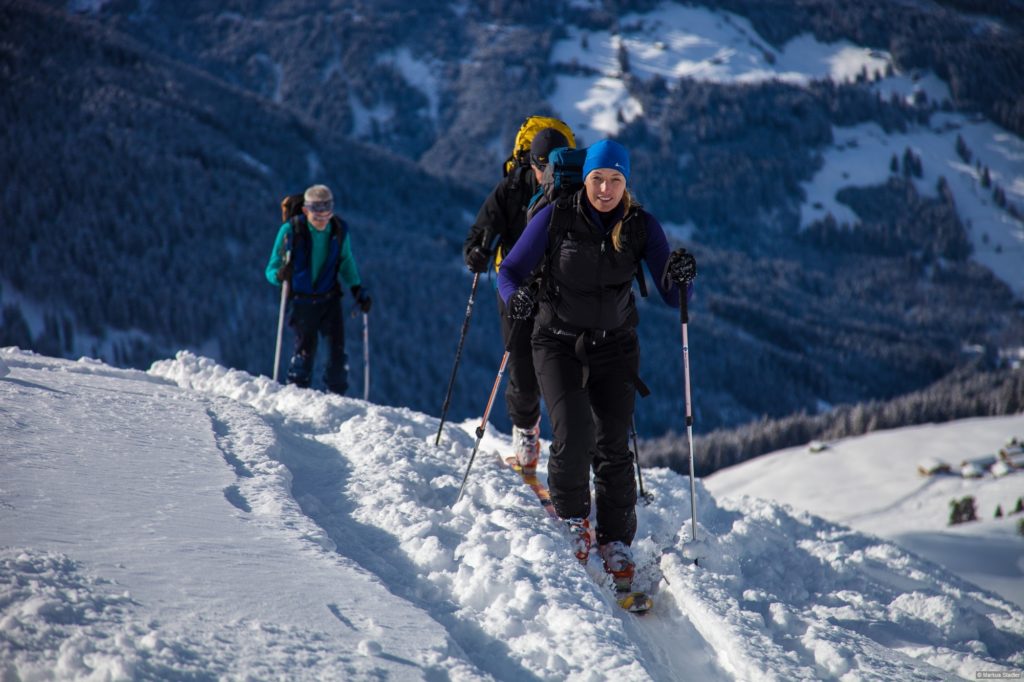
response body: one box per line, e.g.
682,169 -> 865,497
503,115 -> 576,177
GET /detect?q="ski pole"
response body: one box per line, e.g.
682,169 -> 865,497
435,273 -> 481,446
272,248 -> 292,383
631,416 -> 653,505
362,312 -> 370,401
679,290 -> 698,542
454,320 -> 517,505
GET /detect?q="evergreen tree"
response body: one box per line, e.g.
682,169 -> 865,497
949,498 -> 963,525
617,41 -> 630,75
994,185 -> 1007,208
956,134 -> 971,164
949,496 -> 977,525
963,496 -> 978,522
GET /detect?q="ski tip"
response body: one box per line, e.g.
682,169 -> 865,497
616,591 -> 653,614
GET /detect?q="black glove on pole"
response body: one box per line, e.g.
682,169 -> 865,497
664,247 -> 697,288
436,273 -> 480,446
454,320 -> 520,505
508,285 -> 536,321
350,286 -> 372,314
275,260 -> 294,283
466,246 -> 491,274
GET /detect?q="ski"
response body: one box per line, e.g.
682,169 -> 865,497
499,454 -> 653,615
502,457 -> 559,520
616,591 -> 654,613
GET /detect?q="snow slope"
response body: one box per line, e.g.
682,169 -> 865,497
550,4 -> 891,141
799,113 -> 1024,297
2,347 -> 1023,680
707,415 -> 1024,614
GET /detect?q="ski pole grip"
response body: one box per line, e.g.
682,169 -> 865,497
679,286 -> 689,324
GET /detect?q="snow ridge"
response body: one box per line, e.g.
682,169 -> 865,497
1,348 -> 1022,679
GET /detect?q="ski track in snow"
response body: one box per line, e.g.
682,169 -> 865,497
1,348 -> 1023,680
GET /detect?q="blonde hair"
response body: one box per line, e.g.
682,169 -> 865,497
610,190 -> 635,252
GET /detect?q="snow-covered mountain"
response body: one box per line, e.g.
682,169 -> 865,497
2,346 -> 1022,680
547,3 -> 1024,295
4,0 -> 1023,441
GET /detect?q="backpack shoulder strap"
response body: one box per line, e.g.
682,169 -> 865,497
507,164 -> 532,193
534,194 -> 577,297
546,194 -> 576,257
627,208 -> 649,298
289,214 -> 309,245
329,215 -> 347,243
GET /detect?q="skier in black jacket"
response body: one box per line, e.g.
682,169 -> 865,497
462,127 -> 573,469
497,139 -> 697,590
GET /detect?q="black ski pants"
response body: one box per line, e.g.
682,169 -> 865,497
497,292 -> 541,429
532,326 -> 638,546
287,293 -> 348,395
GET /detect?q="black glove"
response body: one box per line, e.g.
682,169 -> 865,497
275,260 -> 294,283
508,285 -> 536,321
465,246 -> 491,274
665,248 -> 697,285
351,285 -> 372,313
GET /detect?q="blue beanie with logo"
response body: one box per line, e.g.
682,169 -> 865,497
583,139 -> 630,182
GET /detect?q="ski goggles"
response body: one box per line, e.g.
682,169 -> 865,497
305,200 -> 334,214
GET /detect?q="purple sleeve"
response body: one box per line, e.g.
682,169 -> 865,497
497,204 -> 554,303
643,213 -> 693,307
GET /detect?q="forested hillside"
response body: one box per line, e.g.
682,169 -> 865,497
2,0 -> 1022,445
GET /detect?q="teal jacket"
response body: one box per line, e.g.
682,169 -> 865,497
265,219 -> 362,290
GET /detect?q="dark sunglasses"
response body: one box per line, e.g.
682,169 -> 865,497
306,201 -> 334,214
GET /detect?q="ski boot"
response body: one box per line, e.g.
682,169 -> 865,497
511,419 -> 541,471
565,517 -> 591,564
598,541 -> 635,592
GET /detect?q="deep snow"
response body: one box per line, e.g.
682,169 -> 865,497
2,347 -> 1023,680
706,415 -> 1024,612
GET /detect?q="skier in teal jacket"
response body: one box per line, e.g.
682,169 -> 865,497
266,184 -> 372,394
